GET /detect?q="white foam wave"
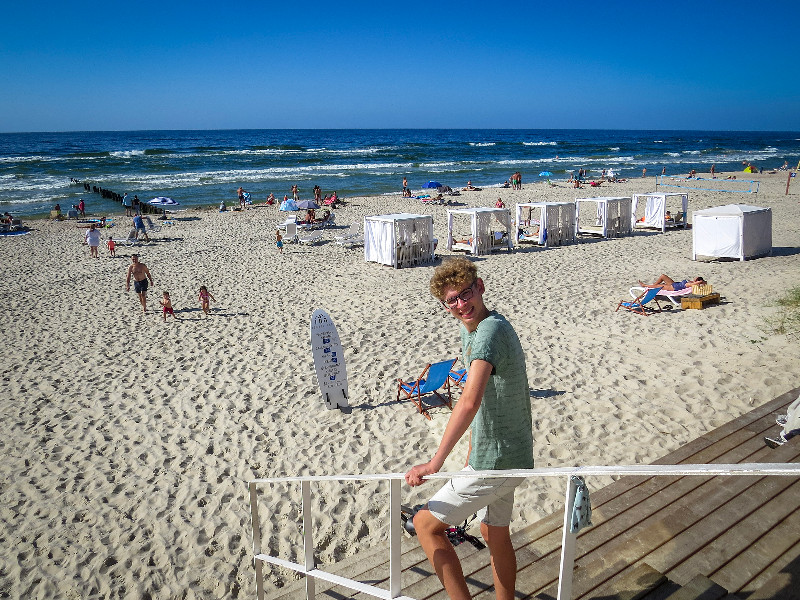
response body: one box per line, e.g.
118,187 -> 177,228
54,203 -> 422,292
522,141 -> 558,146
110,150 -> 145,158
469,142 -> 496,147
0,175 -> 72,193
113,161 -> 416,189
0,155 -> 58,164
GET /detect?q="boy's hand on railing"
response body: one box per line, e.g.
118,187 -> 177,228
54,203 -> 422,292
405,461 -> 439,487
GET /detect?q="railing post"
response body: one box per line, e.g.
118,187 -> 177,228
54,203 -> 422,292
389,478 -> 402,598
557,475 -> 578,600
250,482 -> 265,600
302,480 -> 316,600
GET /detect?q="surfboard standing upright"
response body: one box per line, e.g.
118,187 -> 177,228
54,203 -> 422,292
310,309 -> 349,410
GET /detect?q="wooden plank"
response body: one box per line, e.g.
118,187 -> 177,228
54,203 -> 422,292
661,446 -> 800,584
508,444 -> 774,597
741,539 -> 800,599
643,473 -> 798,582
709,480 -> 800,593
661,574 -> 728,600
577,562 -> 666,600
560,472 -> 769,597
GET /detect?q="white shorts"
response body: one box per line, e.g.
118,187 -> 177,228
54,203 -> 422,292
427,466 -> 524,527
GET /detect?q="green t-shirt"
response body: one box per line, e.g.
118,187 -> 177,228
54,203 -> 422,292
461,311 -> 534,470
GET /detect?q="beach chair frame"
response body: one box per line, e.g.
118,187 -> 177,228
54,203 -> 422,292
615,286 -> 664,316
397,358 -> 456,420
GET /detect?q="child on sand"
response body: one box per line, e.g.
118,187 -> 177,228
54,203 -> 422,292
276,230 -> 283,253
198,285 -> 215,315
107,236 -> 116,257
160,291 -> 177,321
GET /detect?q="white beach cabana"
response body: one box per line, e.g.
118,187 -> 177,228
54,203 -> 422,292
631,193 -> 689,232
692,204 -> 772,261
575,196 -> 633,238
364,213 -> 435,268
515,202 -> 577,247
446,207 -> 512,255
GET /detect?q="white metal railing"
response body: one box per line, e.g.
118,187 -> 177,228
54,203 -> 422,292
249,463 -> 800,600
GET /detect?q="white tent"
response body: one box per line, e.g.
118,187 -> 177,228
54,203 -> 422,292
692,204 -> 772,261
515,202 -> 576,247
575,196 -> 633,238
364,213 -> 435,268
446,207 -> 512,255
631,193 -> 689,232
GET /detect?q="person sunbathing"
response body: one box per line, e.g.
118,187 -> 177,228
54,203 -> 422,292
639,274 -> 706,291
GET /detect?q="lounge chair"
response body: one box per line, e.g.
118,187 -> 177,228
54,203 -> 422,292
397,358 -> 456,419
279,222 -> 298,243
628,286 -> 692,308
615,286 -> 664,316
336,233 -> 364,248
144,217 -> 161,234
112,229 -> 141,247
317,212 -> 336,229
334,223 -> 360,243
298,230 -> 323,245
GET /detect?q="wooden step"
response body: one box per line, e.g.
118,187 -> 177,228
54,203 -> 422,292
659,574 -> 727,600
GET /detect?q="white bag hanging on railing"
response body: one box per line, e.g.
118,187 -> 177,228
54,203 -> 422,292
569,475 -> 593,534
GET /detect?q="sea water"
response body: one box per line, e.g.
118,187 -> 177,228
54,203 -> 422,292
1,129 -> 798,217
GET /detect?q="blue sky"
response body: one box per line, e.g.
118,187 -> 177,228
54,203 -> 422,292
1,0 -> 798,132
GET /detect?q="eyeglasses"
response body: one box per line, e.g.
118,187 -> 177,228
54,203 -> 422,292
442,280 -> 477,308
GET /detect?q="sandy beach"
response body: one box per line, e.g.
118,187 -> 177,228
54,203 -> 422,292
1,172 -> 798,599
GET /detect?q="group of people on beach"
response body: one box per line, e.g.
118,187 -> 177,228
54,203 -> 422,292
124,254 -> 215,321
224,185 -> 340,212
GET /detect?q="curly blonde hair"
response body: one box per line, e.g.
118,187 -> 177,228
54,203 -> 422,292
429,257 -> 478,301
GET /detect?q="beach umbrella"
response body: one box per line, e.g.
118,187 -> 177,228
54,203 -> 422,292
148,196 -> 179,217
279,199 -> 299,211
296,200 -> 320,210
538,171 -> 553,178
422,181 -> 442,189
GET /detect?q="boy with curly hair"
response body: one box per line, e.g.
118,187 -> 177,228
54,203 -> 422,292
406,257 -> 533,600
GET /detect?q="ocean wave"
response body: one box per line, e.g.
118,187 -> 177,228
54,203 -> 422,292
469,142 -> 496,147
0,154 -> 58,164
0,175 -> 72,193
113,161 -> 416,189
522,141 -> 558,146
110,150 -> 146,158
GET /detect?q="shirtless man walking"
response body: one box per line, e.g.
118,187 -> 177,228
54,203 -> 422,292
126,254 -> 154,313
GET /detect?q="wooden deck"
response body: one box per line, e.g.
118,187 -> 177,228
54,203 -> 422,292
266,386 -> 800,600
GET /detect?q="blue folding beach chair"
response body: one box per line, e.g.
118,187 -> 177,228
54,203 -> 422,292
397,358 -> 457,419
449,365 -> 467,390
615,286 -> 664,316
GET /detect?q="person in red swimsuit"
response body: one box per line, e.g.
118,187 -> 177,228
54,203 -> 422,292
160,291 -> 177,321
